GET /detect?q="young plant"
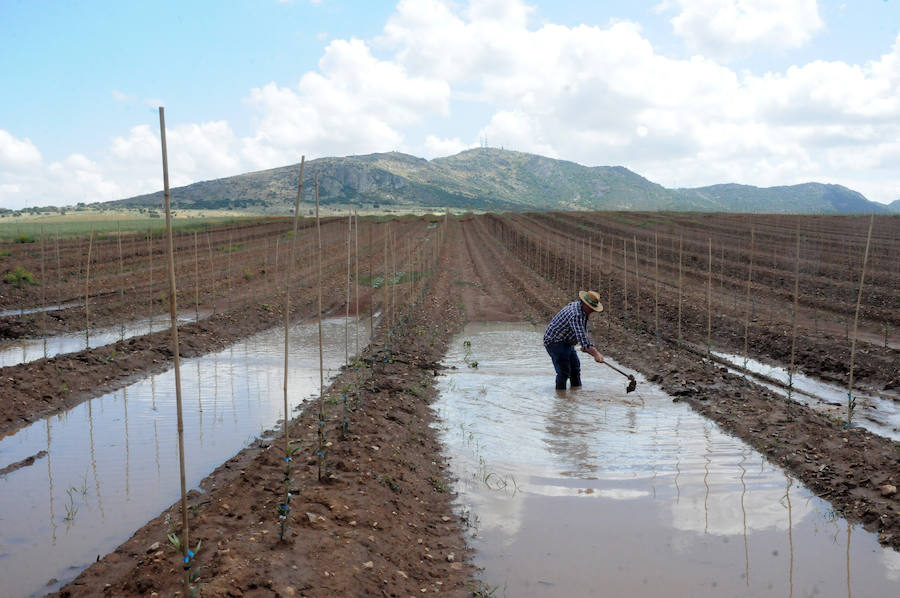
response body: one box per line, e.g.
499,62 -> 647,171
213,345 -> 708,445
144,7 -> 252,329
278,444 -> 302,541
3,265 -> 37,288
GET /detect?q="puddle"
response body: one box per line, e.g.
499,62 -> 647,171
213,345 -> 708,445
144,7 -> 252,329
434,322 -> 900,597
0,316 -> 371,598
0,302 -> 82,318
0,310 -> 212,369
710,351 -> 900,442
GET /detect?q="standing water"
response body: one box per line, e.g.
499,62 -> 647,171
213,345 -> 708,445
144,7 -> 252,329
0,316 -> 370,598
435,322 -> 900,597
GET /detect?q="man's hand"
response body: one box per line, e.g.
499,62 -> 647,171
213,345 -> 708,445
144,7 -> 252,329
582,346 -> 604,363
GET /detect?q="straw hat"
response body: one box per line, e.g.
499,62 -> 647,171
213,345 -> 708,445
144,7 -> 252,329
579,290 -> 603,312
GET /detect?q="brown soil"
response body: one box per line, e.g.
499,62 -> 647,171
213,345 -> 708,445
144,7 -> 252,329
0,213 -> 895,597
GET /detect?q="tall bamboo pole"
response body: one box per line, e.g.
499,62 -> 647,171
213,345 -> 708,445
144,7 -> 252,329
55,230 -> 61,310
158,107 -> 190,587
707,237 -> 712,354
148,226 -> 153,333
847,214 -> 875,424
354,210 -> 360,357
345,212 -> 351,364
788,226 -> 800,406
315,175 -> 325,480
744,224 -> 755,367
118,222 -> 125,340
84,228 -> 93,347
40,226 -> 46,351
654,231 -> 659,344
634,235 -> 640,323
206,232 -> 216,316
677,234 -> 683,343
369,220 -> 374,341
193,231 -> 200,321
623,238 -> 628,315
284,156 -> 305,462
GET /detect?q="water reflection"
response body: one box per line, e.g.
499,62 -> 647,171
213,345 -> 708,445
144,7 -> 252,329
0,316 -> 371,598
434,322 -> 899,597
0,310 -> 211,369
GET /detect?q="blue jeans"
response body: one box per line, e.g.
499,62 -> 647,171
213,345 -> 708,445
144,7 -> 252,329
545,342 -> 581,390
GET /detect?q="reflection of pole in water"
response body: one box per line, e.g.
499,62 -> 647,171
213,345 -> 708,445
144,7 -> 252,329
124,388 -> 131,500
152,374 -> 161,479
674,415 -> 681,503
46,418 -> 57,545
197,360 -> 204,447
88,399 -> 105,519
739,449 -> 750,588
703,424 -> 711,534
846,521 -> 852,598
786,474 -> 794,598
230,345 -> 237,423
213,352 -> 219,422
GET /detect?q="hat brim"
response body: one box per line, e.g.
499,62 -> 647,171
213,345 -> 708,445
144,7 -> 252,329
579,291 -> 604,312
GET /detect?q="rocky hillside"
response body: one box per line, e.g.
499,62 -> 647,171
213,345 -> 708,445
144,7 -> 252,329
106,148 -> 890,214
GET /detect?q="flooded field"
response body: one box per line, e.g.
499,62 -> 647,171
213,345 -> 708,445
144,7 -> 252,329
0,317 -> 369,598
711,350 -> 900,442
0,310 -> 211,369
434,323 -> 900,597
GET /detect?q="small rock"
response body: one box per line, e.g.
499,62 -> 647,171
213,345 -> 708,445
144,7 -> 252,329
147,542 -> 160,553
880,484 -> 897,497
446,552 -> 455,562
363,561 -> 374,569
450,562 -> 462,570
396,570 -> 408,579
441,516 -> 450,522
306,512 -> 319,523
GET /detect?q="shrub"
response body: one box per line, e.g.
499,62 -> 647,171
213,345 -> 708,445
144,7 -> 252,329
3,266 -> 38,288
14,233 -> 36,243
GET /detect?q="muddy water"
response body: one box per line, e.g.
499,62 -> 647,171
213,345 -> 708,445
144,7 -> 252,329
711,350 -> 900,442
434,322 -> 900,597
0,316 -> 370,598
0,302 -> 82,318
0,310 -> 211,369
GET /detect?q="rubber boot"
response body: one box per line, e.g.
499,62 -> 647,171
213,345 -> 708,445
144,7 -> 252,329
570,376 -> 582,388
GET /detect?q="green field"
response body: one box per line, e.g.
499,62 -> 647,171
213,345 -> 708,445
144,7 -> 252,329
0,210 -> 266,240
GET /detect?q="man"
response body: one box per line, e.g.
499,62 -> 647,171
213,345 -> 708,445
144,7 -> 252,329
543,290 -> 604,390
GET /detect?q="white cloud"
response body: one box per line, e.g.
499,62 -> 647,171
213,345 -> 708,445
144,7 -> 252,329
0,130 -> 42,169
423,135 -> 471,157
658,0 -> 825,60
240,37 -> 450,167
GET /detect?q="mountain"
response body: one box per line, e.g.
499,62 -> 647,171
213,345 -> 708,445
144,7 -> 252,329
105,148 -> 890,214
887,199 -> 900,213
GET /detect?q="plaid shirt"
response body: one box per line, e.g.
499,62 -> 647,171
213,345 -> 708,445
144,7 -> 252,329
543,301 -> 593,349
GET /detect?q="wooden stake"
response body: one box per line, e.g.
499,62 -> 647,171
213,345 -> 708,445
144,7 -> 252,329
148,226 -> 153,333
284,156 -> 305,463
707,237 -> 712,354
40,226 -> 46,348
654,231 -> 659,343
118,222 -> 125,340
355,211 -> 360,357
85,228 -> 93,347
744,224 -> 755,366
677,234 -> 683,343
788,225 -> 800,405
623,238 -> 628,316
634,235 -> 640,323
193,231 -> 200,321
158,107 -> 190,588
847,214 -> 875,423
206,232 -> 216,316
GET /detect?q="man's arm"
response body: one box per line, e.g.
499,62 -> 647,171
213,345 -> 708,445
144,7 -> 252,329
581,345 -> 604,363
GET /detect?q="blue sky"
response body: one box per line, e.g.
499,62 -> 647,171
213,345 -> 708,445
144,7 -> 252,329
2,0 -> 899,208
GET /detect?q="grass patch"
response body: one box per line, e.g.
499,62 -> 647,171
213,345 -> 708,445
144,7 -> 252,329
359,271 -> 423,287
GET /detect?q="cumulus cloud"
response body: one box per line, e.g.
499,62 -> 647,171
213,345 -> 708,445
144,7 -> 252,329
0,130 -> 42,170
423,135 -> 472,157
658,0 -> 825,60
241,37 -> 450,168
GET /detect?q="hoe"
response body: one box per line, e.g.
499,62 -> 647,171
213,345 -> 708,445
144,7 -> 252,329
602,361 -> 637,393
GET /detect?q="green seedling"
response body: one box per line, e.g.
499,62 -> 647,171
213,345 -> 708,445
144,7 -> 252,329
3,265 -> 38,288
64,487 -> 79,522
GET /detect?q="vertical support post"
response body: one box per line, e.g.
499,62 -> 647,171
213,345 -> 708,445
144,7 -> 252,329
193,231 -> 200,321
85,228 -> 93,348
315,176 -> 325,480
788,225 -> 800,407
847,214 -> 875,424
158,107 -> 190,588
707,237 -> 712,354
744,224 -> 755,367
118,222 -> 125,340
677,234 -> 683,343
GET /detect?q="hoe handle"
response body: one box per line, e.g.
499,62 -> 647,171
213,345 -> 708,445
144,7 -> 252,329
602,360 -> 633,380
